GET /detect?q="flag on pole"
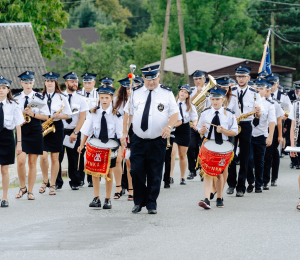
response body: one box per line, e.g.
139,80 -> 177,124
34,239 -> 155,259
262,45 -> 272,74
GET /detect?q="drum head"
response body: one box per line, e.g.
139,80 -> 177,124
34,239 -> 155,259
89,138 -> 118,149
204,140 -> 233,153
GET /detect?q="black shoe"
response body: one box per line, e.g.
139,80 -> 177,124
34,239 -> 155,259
271,180 -> 277,186
227,187 -> 234,195
89,197 -> 101,208
122,188 -> 126,195
210,192 -> 217,200
132,205 -> 142,213
236,191 -> 244,197
198,198 -> 211,209
55,185 -> 62,190
169,177 -> 174,184
187,172 -> 195,180
216,198 -> 224,208
246,184 -> 254,193
180,178 -> 186,185
71,186 -> 79,190
255,188 -> 262,193
290,163 -> 295,169
263,184 -> 269,190
297,165 -> 300,170
148,209 -> 157,214
164,183 -> 170,188
201,177 -> 203,182
79,181 -> 84,187
1,200 -> 9,207
103,198 -> 112,209
88,182 -> 93,188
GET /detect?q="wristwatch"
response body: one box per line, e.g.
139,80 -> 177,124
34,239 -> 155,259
73,131 -> 78,135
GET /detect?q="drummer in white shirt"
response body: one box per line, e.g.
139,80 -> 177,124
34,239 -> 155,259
197,86 -> 238,209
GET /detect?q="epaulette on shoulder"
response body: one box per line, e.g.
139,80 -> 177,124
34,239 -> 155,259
133,84 -> 143,91
112,108 -> 121,117
292,99 -> 300,104
249,87 -> 259,93
35,93 -> 45,100
160,85 -> 172,91
283,92 -> 287,96
274,98 -> 281,104
226,108 -> 235,114
60,93 -> 67,97
76,91 -> 84,96
13,92 -> 22,98
231,86 -> 237,91
201,107 -> 211,113
266,98 -> 274,104
11,99 -> 18,104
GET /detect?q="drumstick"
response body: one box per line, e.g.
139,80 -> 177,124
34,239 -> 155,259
77,153 -> 81,171
204,121 -> 219,128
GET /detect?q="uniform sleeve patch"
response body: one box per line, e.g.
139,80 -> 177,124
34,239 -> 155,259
35,93 -> 45,100
249,87 -> 259,93
226,108 -> 235,114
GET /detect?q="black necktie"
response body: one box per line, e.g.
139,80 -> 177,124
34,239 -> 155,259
86,92 -> 90,98
238,90 -> 244,113
179,102 -> 184,123
207,111 -> 223,145
141,90 -> 152,132
24,96 -> 29,109
271,93 -> 274,98
47,93 -> 53,113
253,117 -> 259,127
0,102 -> 3,132
99,111 -> 108,143
66,94 -> 73,124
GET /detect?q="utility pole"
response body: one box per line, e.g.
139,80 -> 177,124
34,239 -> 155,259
176,0 -> 189,84
160,0 -> 172,84
271,12 -> 275,65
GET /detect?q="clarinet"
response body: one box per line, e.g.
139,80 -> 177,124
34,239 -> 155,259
295,102 -> 300,145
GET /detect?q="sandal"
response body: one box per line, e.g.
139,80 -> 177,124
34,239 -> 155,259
15,186 -> 27,199
39,180 -> 50,194
113,185 -> 122,199
297,199 -> 300,210
27,192 -> 35,200
128,189 -> 133,201
49,185 -> 56,195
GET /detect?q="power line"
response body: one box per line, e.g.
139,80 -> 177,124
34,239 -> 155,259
255,0 -> 300,6
271,28 -> 300,44
63,0 -> 96,4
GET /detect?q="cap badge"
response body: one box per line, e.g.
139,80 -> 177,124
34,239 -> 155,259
239,66 -> 242,68
214,86 -> 217,90
49,72 -> 52,75
148,68 -> 151,72
72,72 -> 74,74
0,76 -> 3,79
85,73 -> 88,76
26,71 -> 29,75
224,77 -> 226,80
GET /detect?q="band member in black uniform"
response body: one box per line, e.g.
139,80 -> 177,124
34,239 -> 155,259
78,81 -> 123,209
187,70 -> 206,180
287,82 -> 300,169
14,71 -> 50,200
114,77 -> 134,200
56,72 -> 89,190
227,65 -> 263,197
170,85 -> 197,185
78,72 -> 99,187
121,64 -> 179,214
39,72 -> 72,195
0,76 -> 24,207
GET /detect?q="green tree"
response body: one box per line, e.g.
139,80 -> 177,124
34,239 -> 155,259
0,0 -> 69,60
68,1 -> 112,28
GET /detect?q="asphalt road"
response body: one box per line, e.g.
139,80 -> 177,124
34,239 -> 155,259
0,156 -> 299,260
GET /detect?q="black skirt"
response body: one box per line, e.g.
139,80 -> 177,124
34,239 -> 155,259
43,120 -> 64,153
127,124 -> 134,149
20,118 -> 44,155
174,123 -> 191,147
0,128 -> 16,165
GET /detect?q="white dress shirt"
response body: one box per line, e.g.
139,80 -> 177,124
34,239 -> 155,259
252,97 -> 276,137
288,100 -> 300,122
0,98 -> 24,129
113,96 -> 125,118
62,90 -> 89,129
177,99 -> 198,123
14,90 -> 50,116
190,86 -> 198,99
79,88 -> 99,110
81,104 -> 123,139
273,100 -> 285,126
124,84 -> 179,139
197,106 -> 238,141
43,92 -> 72,121
205,95 -> 240,116
232,85 -> 264,121
271,89 -> 292,110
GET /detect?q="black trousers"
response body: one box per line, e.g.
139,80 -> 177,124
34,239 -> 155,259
163,137 -> 174,185
247,135 -> 267,189
187,128 -> 201,173
121,159 -> 129,190
57,129 -> 83,187
130,134 -> 167,210
263,127 -> 279,184
79,147 -> 93,184
227,121 -> 252,193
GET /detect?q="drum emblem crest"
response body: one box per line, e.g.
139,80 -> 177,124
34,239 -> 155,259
94,153 -> 102,162
158,103 -> 164,112
218,158 -> 226,166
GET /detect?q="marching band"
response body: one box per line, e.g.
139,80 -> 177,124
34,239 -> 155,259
1,63 -> 300,212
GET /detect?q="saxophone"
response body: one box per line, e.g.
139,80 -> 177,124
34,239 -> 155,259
42,96 -> 65,137
22,105 -> 31,125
